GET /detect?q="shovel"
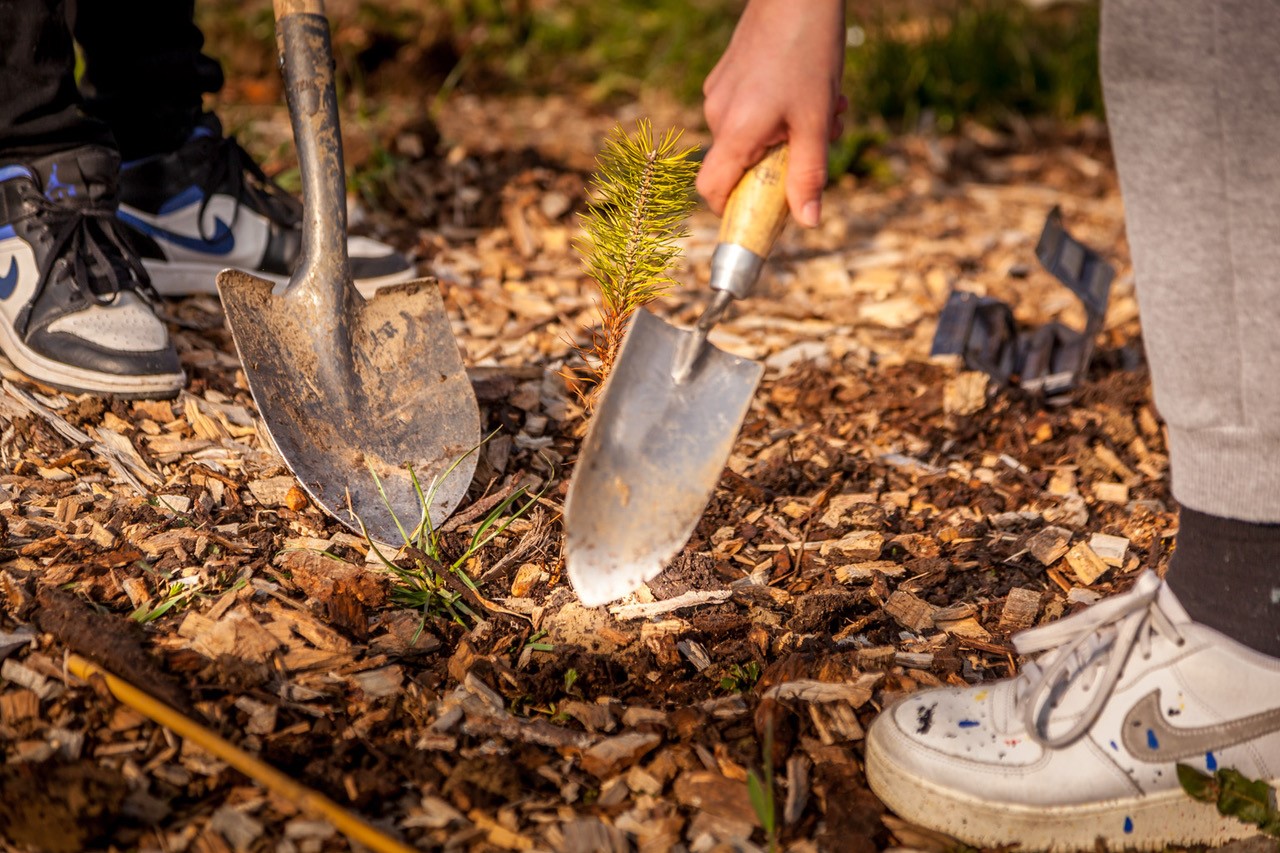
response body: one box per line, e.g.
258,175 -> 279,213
565,146 -> 791,606
217,0 -> 481,544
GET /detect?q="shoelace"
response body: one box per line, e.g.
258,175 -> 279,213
196,135 -> 301,241
24,191 -> 154,307
1011,572 -> 1186,749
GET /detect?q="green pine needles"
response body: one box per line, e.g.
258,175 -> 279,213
573,119 -> 698,403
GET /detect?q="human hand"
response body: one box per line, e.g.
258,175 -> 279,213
698,0 -> 847,228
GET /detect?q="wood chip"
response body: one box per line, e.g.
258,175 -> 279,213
784,754 -> 811,825
834,561 -> 905,583
673,771 -> 760,826
943,371 -> 988,416
1065,541 -> 1111,585
762,675 -> 880,707
936,615 -> 993,641
609,590 -> 732,620
817,531 -> 885,560
580,732 -> 661,778
819,495 -> 885,529
350,665 -> 403,698
1026,525 -> 1072,565
210,806 -> 264,851
0,689 -> 39,725
808,701 -> 865,743
247,476 -> 299,508
1093,481 -> 1130,504
1,658 -> 58,699
884,590 -> 935,633
999,587 -> 1042,631
621,707 -> 668,729
677,640 -> 712,672
1089,533 -> 1129,567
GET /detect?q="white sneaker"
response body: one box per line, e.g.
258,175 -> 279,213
116,116 -> 415,299
0,146 -> 183,398
865,571 -> 1280,850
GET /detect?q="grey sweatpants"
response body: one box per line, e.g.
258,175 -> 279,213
1101,0 -> 1280,522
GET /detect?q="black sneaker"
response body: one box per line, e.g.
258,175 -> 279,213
116,115 -> 414,298
0,146 -> 184,398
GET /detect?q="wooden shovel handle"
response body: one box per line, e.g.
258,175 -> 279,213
717,145 -> 790,257
274,0 -> 324,19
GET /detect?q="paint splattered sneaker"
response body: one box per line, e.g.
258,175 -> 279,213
0,146 -> 183,397
865,570 -> 1280,850
116,115 -> 414,298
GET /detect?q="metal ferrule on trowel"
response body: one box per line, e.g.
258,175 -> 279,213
672,145 -> 791,384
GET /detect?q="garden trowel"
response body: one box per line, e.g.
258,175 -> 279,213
217,0 -> 481,544
565,146 -> 791,606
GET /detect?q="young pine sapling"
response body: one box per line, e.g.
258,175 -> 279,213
572,119 -> 698,407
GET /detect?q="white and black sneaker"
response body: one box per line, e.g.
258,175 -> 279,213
0,146 -> 184,398
865,570 -> 1280,850
116,115 -> 414,298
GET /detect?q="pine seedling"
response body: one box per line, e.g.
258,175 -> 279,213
572,119 -> 699,407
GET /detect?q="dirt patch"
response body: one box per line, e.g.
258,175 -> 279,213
0,761 -> 127,852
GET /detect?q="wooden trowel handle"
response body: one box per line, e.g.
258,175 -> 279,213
718,144 -> 790,258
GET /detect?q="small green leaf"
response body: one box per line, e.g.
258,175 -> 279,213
1217,768 -> 1277,827
747,769 -> 774,834
1177,763 -> 1218,803
1181,764 -> 1280,837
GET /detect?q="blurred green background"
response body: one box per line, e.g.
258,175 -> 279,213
197,0 -> 1102,131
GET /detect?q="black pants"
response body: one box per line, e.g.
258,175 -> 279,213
0,0 -> 223,159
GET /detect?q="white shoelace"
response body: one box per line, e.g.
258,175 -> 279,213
1012,572 -> 1186,748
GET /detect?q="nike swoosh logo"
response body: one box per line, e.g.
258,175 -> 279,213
0,258 -> 17,299
119,210 -> 236,256
1122,689 -> 1280,762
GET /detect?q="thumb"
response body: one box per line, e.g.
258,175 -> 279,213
785,124 -> 830,228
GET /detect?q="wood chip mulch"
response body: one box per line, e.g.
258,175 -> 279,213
0,96 -> 1183,853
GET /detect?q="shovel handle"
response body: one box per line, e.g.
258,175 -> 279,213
274,0 -> 323,15
717,144 -> 790,258
274,0 -> 351,289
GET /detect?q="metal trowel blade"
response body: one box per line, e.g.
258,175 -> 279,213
565,309 -> 764,606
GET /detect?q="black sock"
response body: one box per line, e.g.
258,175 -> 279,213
1165,507 -> 1280,658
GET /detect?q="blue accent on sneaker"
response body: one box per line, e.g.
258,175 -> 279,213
0,165 -> 34,183
157,185 -> 205,215
0,258 -> 18,300
0,225 -> 14,240
45,163 -> 76,201
118,209 -> 236,256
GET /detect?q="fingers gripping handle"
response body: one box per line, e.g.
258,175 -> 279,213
710,145 -> 790,299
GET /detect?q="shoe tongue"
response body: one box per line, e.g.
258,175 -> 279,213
28,146 -> 121,205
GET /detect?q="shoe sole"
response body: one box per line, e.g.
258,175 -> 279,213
0,319 -> 184,399
143,260 -> 417,300
865,728 -> 1270,851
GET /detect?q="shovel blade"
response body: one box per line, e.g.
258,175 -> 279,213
565,309 -> 763,606
217,270 -> 481,545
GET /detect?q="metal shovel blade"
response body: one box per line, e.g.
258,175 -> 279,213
218,271 -> 481,544
565,309 -> 763,606
216,2 -> 480,545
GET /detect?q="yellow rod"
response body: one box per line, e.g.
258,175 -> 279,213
66,654 -> 417,853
